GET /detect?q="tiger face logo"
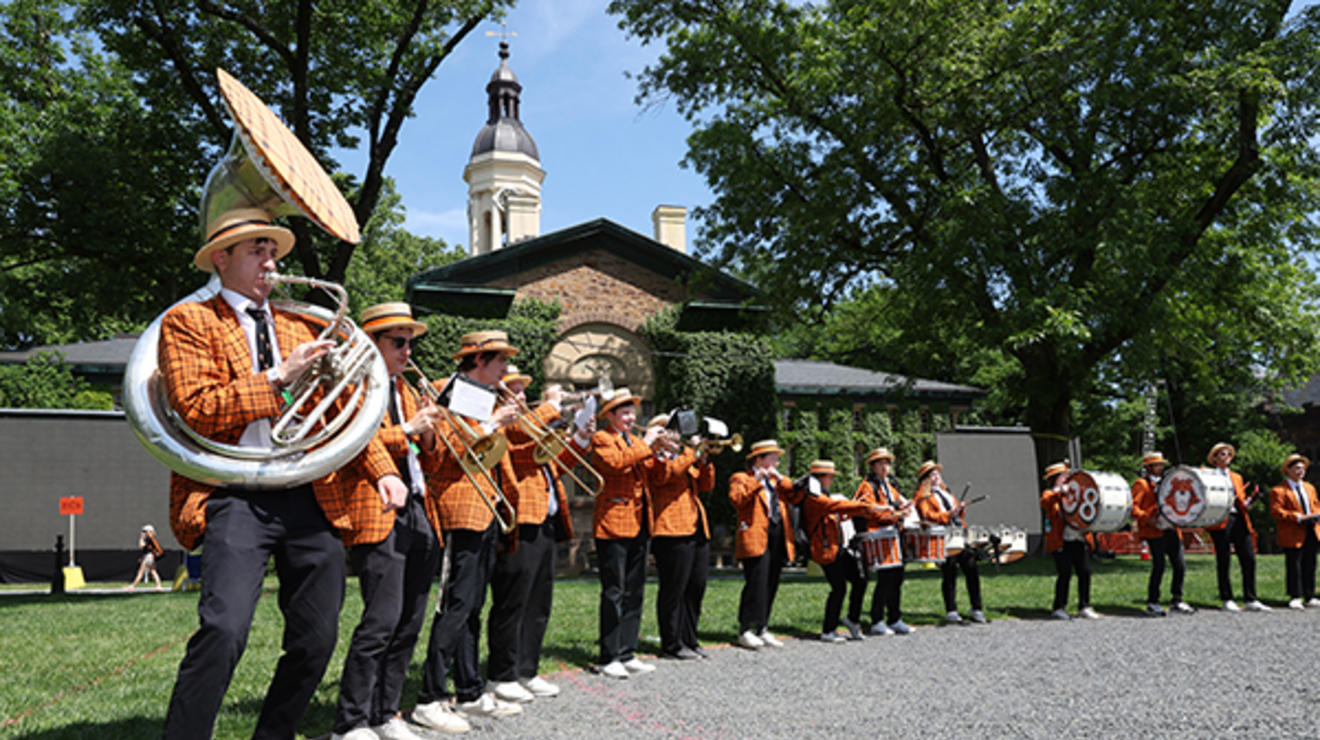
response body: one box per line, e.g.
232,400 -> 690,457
1162,476 -> 1202,517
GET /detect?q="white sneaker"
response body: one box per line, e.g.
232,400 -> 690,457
758,630 -> 784,647
840,616 -> 865,640
819,631 -> 846,643
598,660 -> 629,679
622,657 -> 656,674
737,630 -> 764,649
489,680 -> 535,703
456,692 -> 522,718
331,728 -> 379,740
410,701 -> 471,734
1172,601 -> 1195,614
1077,606 -> 1101,619
969,610 -> 987,624
945,611 -> 963,623
1144,603 -> 1167,617
372,718 -> 425,740
868,622 -> 893,636
1289,598 -> 1305,610
889,620 -> 912,635
1222,599 -> 1242,612
1307,598 -> 1320,608
519,676 -> 560,697
1050,608 -> 1071,621
1244,599 -> 1272,612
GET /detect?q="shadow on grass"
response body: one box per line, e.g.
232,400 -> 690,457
13,715 -> 162,739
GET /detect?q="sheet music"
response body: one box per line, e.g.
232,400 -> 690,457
448,374 -> 496,421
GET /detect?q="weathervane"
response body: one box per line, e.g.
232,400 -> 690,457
485,22 -> 517,43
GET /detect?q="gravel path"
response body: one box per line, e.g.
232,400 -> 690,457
410,608 -> 1320,739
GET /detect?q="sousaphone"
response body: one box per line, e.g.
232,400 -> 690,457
122,68 -> 387,489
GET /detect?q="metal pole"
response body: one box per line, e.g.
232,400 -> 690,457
68,513 -> 75,567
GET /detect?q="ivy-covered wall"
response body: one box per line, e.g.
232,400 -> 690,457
411,298 -> 561,394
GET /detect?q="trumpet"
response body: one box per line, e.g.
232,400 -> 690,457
498,381 -> 604,497
560,376 -> 616,410
695,432 -> 743,457
406,360 -> 514,533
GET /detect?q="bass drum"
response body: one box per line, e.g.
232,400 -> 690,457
1157,465 -> 1233,529
1061,470 -> 1132,533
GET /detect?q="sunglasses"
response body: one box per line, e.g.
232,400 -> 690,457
384,336 -> 421,350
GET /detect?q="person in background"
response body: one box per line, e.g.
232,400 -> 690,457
126,524 -> 165,592
1268,453 -> 1320,610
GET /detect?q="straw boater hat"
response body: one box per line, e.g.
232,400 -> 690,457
598,387 -> 643,416
866,448 -> 895,465
1141,451 -> 1168,468
647,413 -> 670,428
917,460 -> 942,481
142,524 -> 155,533
1042,461 -> 1069,480
451,330 -> 519,361
360,302 -> 427,338
1207,442 -> 1235,465
500,364 -> 531,388
1282,453 -> 1311,472
745,439 -> 785,461
194,207 -> 295,273
809,460 -> 836,475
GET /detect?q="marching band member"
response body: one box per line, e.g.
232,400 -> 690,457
646,414 -> 716,660
729,439 -> 803,649
331,303 -> 442,740
1204,442 -> 1270,612
1130,451 -> 1192,617
800,460 -> 885,642
159,209 -> 406,739
853,448 -> 912,636
414,331 -> 523,726
485,367 -> 583,702
591,388 -> 666,679
1269,454 -> 1320,610
914,461 -> 986,624
1040,462 -> 1098,620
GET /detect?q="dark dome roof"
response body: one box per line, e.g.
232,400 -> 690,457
471,119 -> 539,159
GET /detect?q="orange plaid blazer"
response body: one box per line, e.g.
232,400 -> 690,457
1205,469 -> 1255,533
853,478 -> 905,529
590,428 -> 656,539
159,295 -> 396,550
331,376 -> 442,547
504,401 -> 577,538
915,485 -> 961,526
423,399 -> 517,534
648,449 -> 714,538
728,470 -> 801,560
1269,480 -> 1320,549
1039,487 -> 1067,553
802,494 -> 877,565
1129,476 -> 1176,541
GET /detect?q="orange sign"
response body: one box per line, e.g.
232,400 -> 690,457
60,497 -> 84,516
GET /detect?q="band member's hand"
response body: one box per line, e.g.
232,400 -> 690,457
276,339 -> 335,386
643,425 -> 665,447
377,474 -> 408,512
582,415 -> 597,435
491,404 -> 519,429
953,503 -> 966,517
407,404 -> 441,436
543,384 -> 565,406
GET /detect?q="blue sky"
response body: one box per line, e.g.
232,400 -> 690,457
333,1 -> 710,253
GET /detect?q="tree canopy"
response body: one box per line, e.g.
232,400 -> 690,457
611,0 -> 1320,467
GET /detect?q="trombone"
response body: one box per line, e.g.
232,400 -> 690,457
405,360 -> 514,534
498,381 -> 605,497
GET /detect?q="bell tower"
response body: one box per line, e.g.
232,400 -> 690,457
464,40 -> 545,255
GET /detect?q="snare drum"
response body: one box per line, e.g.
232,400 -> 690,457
1157,465 -> 1233,529
996,526 -> 1028,563
945,526 -> 967,556
905,525 -> 947,563
857,527 -> 903,570
1061,470 -> 1132,532
966,524 -> 992,548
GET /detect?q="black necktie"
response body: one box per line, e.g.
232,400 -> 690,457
765,479 -> 781,524
245,307 -> 275,371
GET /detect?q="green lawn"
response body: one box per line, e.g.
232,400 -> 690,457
0,553 -> 1290,738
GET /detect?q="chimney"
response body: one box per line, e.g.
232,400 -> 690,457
651,205 -> 687,253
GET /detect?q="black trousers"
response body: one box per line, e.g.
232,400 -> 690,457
1051,540 -> 1091,610
488,519 -> 557,681
652,533 -> 710,654
596,534 -> 649,664
941,549 -> 982,612
1208,513 -> 1257,601
870,566 -> 905,625
162,486 -> 345,740
1145,530 -> 1186,603
334,495 -> 439,733
1283,528 -> 1319,599
419,521 -> 499,704
821,550 -> 867,632
738,519 -> 788,633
